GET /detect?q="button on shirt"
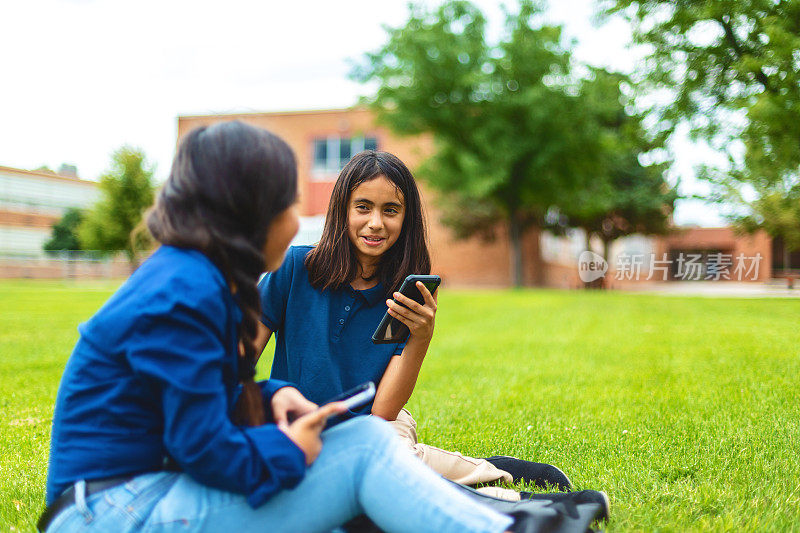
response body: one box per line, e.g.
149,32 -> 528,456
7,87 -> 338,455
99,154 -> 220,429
259,246 -> 406,411
45,246 -> 306,507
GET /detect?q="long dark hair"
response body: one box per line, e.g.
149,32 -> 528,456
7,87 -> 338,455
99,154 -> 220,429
305,150 -> 430,295
146,120 -> 297,427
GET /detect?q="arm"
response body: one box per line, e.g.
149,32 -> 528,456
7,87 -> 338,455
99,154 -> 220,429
371,335 -> 431,420
129,295 -> 306,508
255,246 -> 295,362
371,282 -> 438,421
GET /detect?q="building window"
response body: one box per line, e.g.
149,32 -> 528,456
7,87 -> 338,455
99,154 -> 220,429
312,135 -> 379,178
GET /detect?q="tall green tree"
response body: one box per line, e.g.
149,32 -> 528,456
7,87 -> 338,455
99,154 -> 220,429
599,0 -> 800,267
44,208 -> 85,253
557,69 -> 678,264
79,147 -> 155,269
353,0 -> 605,286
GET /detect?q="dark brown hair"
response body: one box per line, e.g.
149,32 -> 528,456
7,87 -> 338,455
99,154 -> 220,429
305,150 -> 430,294
146,120 -> 297,427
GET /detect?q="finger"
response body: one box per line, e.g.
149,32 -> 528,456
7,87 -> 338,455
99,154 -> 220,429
298,401 -> 348,428
417,282 -> 437,308
387,302 -> 424,327
317,401 -> 348,418
387,299 -> 423,321
387,308 -> 416,330
392,292 -> 426,314
392,298 -> 433,322
273,406 -> 288,427
292,400 -> 318,419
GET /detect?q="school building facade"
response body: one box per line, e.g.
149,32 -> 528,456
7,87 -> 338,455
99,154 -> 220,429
0,165 -> 130,278
177,107 -> 785,288
0,165 -> 98,256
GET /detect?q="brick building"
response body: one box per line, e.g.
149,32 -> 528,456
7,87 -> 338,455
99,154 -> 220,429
0,165 -> 135,278
0,165 -> 98,256
178,108 -> 547,287
178,107 -> 782,287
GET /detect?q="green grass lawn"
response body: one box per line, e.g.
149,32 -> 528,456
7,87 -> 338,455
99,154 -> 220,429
2,280 -> 799,531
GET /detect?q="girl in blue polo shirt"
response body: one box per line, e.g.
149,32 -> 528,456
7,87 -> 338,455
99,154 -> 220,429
256,151 -> 574,500
40,121 -> 548,533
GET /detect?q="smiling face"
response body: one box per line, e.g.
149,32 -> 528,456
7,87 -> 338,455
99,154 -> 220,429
346,175 -> 405,269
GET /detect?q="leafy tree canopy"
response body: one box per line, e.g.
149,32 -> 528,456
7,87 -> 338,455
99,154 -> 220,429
555,69 -> 679,256
599,0 -> 800,252
43,208 -> 84,253
79,147 -> 155,268
354,0 -> 615,284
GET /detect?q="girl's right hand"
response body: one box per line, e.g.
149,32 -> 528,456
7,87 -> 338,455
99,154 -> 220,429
279,402 -> 347,465
386,281 -> 438,343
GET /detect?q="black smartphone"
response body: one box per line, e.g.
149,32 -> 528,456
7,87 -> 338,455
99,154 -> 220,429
323,381 -> 376,412
372,274 -> 441,344
322,381 -> 376,427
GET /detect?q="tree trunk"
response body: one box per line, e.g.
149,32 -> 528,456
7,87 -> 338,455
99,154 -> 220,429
784,246 -> 791,276
581,230 -> 596,290
127,248 -> 140,274
509,214 -> 524,288
602,238 -> 611,289
785,246 -> 793,289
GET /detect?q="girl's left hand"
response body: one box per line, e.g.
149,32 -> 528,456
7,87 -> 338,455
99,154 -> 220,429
271,386 -> 318,427
386,281 -> 438,343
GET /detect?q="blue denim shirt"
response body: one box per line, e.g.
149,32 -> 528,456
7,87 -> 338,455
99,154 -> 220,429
46,246 -> 305,507
258,246 -> 405,410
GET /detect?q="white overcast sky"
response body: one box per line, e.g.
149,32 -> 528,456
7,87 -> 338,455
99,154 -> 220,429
0,0 -> 726,226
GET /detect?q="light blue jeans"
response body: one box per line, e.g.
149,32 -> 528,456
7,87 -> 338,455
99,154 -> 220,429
47,417 -> 513,533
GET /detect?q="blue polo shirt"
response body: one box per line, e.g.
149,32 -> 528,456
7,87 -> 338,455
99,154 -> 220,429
46,246 -> 306,507
258,246 -> 405,411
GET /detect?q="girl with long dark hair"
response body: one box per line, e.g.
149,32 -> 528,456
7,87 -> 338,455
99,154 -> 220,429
40,121 -> 566,532
255,151 -> 581,501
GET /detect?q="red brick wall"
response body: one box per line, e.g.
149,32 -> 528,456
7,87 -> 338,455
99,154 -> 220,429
0,209 -> 59,228
177,109 -> 533,287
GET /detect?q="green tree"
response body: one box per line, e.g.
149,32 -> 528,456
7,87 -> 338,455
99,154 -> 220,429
557,69 -> 678,267
43,208 -> 85,253
736,186 -> 800,273
599,0 -> 800,265
353,0 -> 606,286
79,147 -> 155,269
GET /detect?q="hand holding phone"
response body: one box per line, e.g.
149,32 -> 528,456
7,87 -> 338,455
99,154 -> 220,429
282,402 -> 347,464
373,275 -> 441,344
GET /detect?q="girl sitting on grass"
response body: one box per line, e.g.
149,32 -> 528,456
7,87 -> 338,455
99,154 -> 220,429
254,150 -> 574,501
40,121 -> 571,533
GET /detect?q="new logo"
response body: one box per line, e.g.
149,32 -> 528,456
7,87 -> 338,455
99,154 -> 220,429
578,251 -> 608,283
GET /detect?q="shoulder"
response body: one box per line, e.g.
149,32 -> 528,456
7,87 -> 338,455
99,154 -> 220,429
138,246 -> 228,304
276,245 -> 314,278
287,245 -> 314,264
83,247 -> 230,341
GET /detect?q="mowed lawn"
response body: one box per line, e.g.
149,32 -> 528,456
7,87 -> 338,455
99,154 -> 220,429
1,280 -> 799,532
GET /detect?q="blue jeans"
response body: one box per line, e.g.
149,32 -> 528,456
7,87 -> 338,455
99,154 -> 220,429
47,417 -> 513,533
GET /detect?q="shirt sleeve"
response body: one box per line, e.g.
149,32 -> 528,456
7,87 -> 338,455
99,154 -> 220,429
393,340 -> 407,356
127,286 -> 306,508
257,248 -> 296,331
259,379 -> 295,399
